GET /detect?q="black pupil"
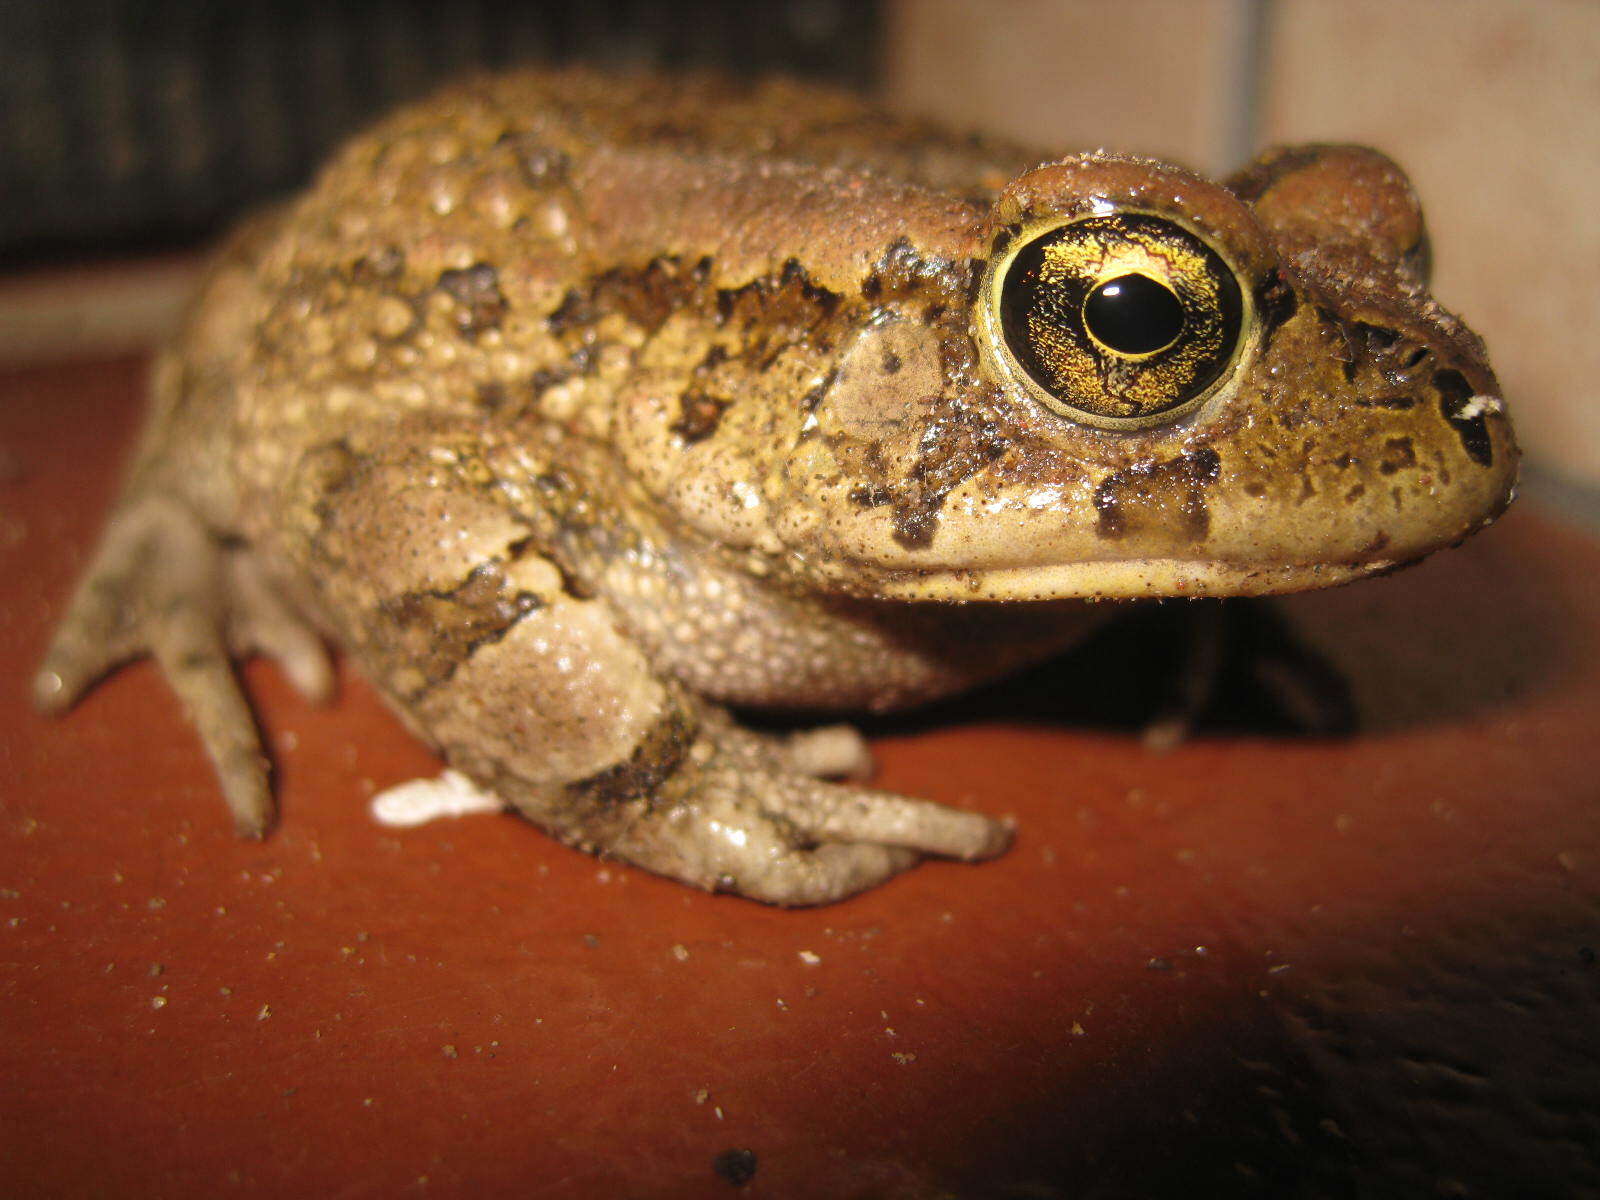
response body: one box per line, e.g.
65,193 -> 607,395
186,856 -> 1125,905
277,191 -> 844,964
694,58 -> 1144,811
1083,273 -> 1185,355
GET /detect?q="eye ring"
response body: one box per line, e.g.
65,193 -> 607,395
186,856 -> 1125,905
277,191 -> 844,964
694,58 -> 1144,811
978,212 -> 1254,431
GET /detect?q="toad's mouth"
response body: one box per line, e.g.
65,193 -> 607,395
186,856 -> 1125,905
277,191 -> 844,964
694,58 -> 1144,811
779,414 -> 1519,603
830,555 -> 1405,603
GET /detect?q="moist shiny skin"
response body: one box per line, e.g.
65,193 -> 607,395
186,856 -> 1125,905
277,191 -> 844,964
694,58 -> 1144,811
36,69 -> 1518,906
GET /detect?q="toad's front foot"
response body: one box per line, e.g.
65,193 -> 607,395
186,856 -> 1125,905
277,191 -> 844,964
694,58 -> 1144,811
509,713 -> 1012,907
34,495 -> 332,836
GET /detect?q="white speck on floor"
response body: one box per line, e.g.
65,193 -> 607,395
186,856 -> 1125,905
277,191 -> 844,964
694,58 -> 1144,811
369,769 -> 505,827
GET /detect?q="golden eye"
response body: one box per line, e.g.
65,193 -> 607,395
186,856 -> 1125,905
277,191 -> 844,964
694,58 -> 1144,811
989,214 -> 1248,429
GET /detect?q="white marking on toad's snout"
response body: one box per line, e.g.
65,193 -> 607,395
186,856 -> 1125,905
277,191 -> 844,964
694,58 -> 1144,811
370,769 -> 505,827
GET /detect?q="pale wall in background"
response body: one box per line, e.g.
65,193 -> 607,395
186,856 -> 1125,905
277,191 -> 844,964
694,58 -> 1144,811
887,0 -> 1600,488
886,0 -> 1253,170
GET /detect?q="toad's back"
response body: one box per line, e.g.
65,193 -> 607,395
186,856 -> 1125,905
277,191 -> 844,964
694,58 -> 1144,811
150,70 -> 1029,522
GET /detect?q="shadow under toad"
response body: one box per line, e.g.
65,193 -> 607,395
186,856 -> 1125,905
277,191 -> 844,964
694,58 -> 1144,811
851,514 -> 1569,741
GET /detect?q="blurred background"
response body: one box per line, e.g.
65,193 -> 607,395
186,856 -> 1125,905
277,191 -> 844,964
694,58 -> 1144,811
1,0 -> 1595,513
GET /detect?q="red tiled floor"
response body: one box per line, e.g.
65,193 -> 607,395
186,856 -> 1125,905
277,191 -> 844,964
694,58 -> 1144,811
3,357 -> 1597,1197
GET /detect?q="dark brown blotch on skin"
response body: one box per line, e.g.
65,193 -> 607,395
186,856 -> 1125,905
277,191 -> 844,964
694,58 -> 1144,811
669,346 -> 737,442
722,259 -> 842,326
381,562 -> 544,696
990,222 -> 1024,256
1254,269 -> 1298,343
849,482 -> 893,508
861,236 -> 963,303
567,703 -> 697,807
1434,368 -> 1494,467
437,263 -> 508,338
545,257 -> 846,408
1095,447 -> 1221,543
671,382 -> 733,443
545,286 -> 593,334
888,406 -> 1008,550
548,258 -> 721,341
1378,436 -> 1416,476
890,505 -> 940,549
719,260 -> 843,370
549,259 -> 684,337
908,409 -> 1007,501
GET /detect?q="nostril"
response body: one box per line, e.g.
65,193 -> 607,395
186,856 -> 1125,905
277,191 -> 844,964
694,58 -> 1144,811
1355,322 -> 1401,354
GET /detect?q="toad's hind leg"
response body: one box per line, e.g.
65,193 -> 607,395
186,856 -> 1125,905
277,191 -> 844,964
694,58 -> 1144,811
390,572 -> 1009,905
223,427 -> 1013,906
585,713 -> 1011,906
34,494 -> 332,836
